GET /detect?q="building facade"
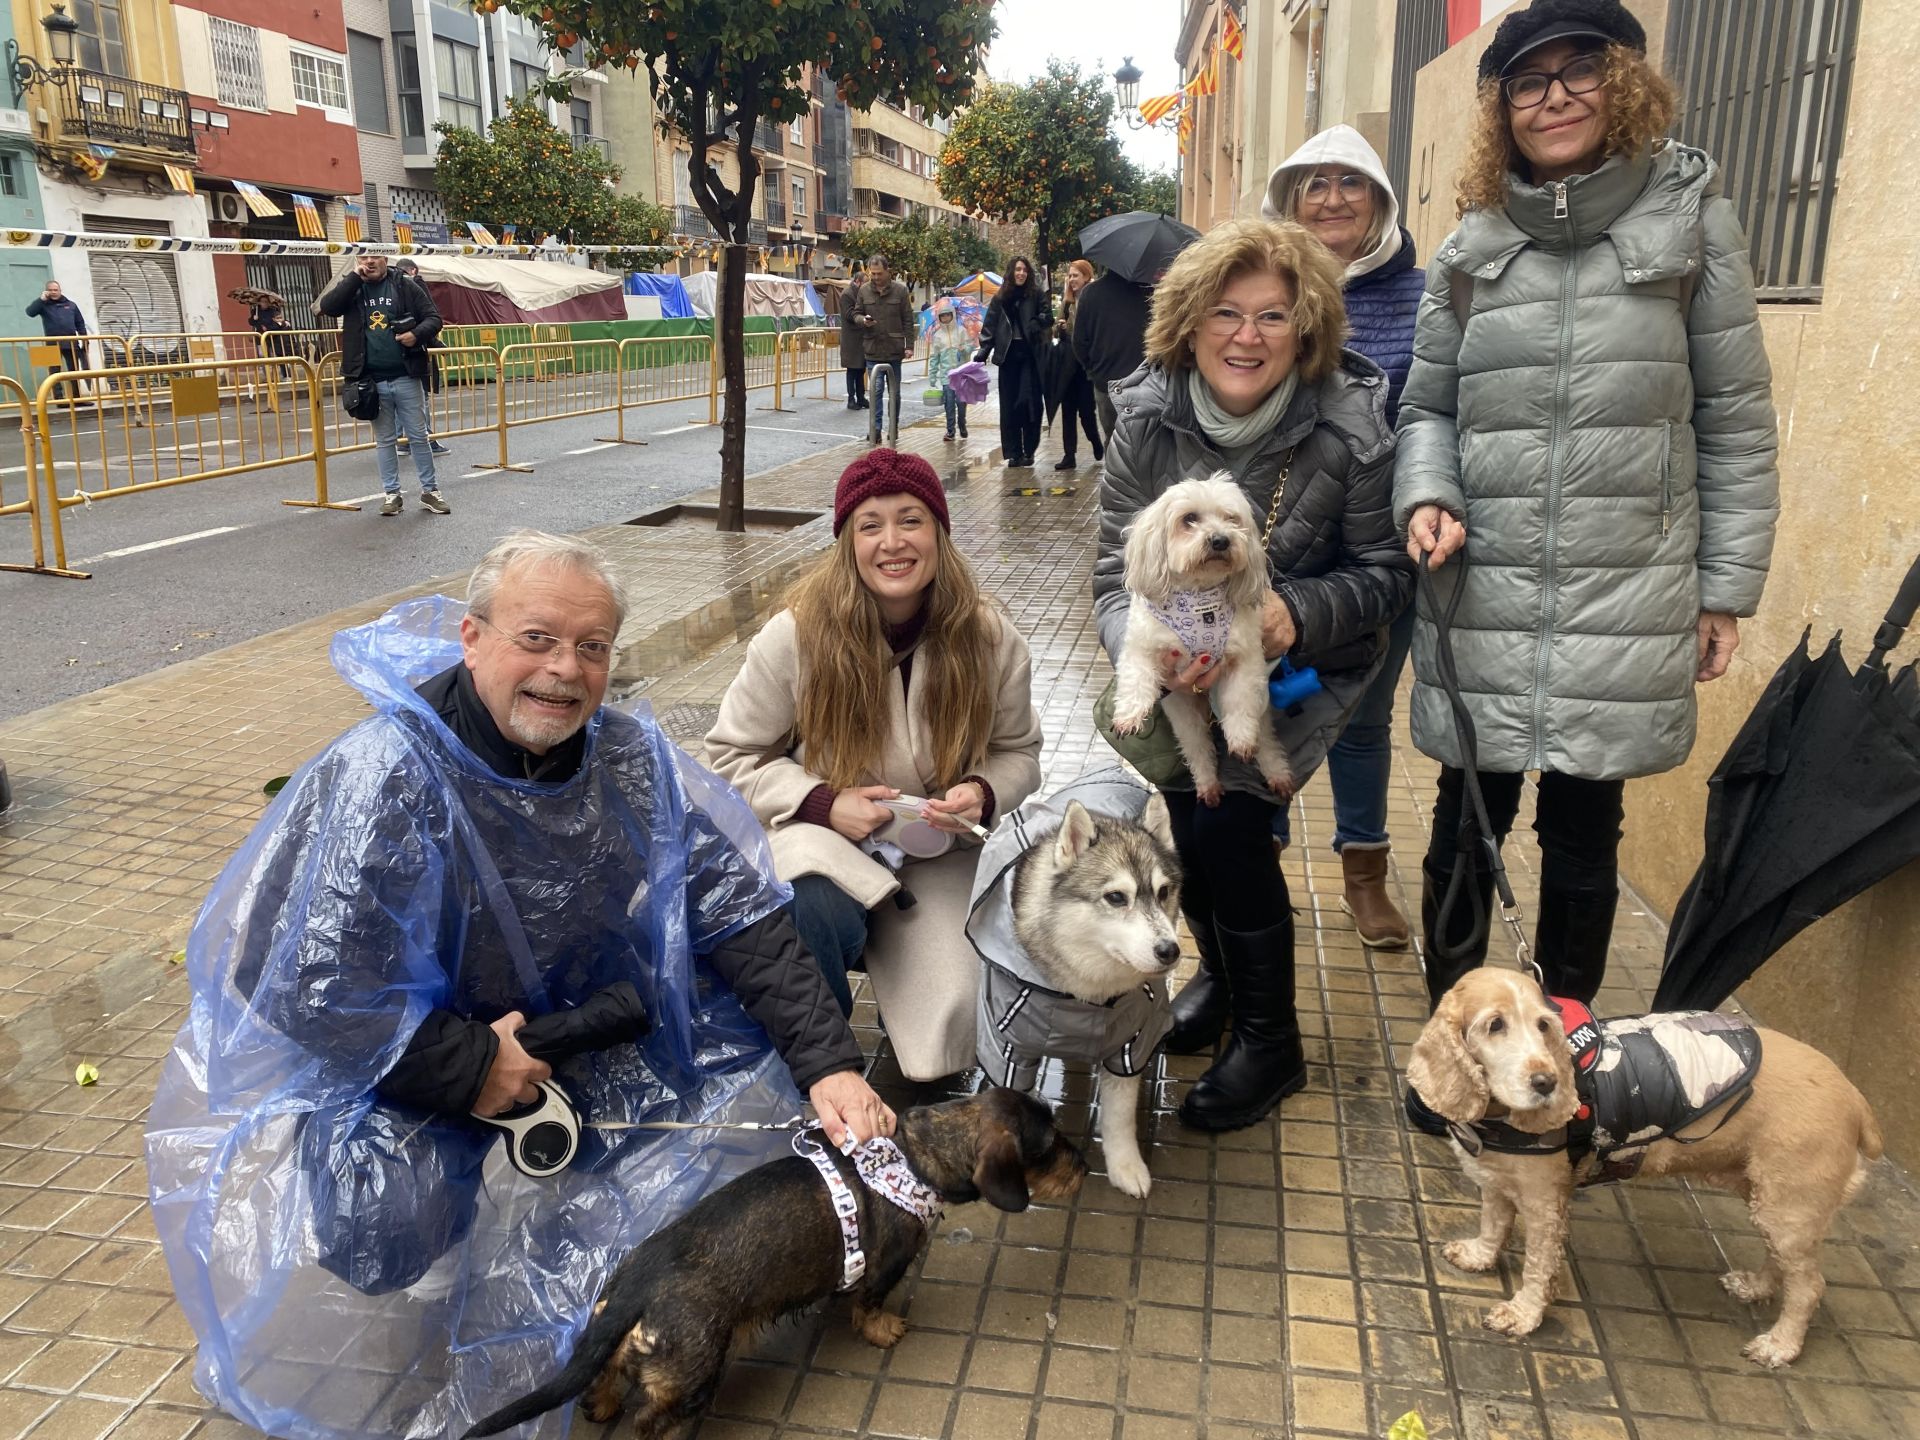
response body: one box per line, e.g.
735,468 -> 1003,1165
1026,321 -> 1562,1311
0,2 -> 52,336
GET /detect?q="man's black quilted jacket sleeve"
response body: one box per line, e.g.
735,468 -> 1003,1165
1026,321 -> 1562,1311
706,909 -> 863,1091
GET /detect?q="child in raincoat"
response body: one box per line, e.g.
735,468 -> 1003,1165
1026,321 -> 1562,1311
927,300 -> 973,442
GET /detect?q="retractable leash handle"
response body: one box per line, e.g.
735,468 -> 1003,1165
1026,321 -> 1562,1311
1418,548 -> 1541,986
472,1078 -> 581,1178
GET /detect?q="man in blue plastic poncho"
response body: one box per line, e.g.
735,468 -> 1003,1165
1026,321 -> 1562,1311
147,531 -> 894,1440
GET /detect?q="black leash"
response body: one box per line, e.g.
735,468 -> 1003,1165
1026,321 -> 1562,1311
1419,548 -> 1540,982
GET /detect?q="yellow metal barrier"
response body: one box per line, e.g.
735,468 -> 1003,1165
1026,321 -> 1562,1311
494,339 -> 626,471
0,374 -> 82,578
608,334 -> 714,443
314,347 -> 504,461
33,356 -> 353,578
0,334 -> 133,421
769,327 -> 836,413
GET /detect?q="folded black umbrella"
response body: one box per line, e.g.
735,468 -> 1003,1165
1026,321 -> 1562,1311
1656,554 -> 1920,1010
1078,211 -> 1202,285
517,981 -> 652,1062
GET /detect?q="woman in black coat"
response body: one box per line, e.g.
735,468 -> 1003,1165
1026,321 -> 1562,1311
975,256 -> 1051,468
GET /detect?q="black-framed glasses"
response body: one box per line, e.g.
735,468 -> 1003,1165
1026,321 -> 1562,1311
1502,52 -> 1607,109
1202,306 -> 1294,338
473,614 -> 618,669
1302,172 -> 1371,204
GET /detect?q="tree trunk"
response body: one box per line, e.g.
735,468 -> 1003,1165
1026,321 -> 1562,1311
716,243 -> 749,532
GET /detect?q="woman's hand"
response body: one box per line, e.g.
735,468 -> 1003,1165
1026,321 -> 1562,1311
1696,612 -> 1739,682
922,782 -> 985,834
829,785 -> 899,843
1407,504 -> 1468,568
472,1012 -> 554,1118
1260,592 -> 1297,660
1162,649 -> 1234,696
809,1070 -> 896,1146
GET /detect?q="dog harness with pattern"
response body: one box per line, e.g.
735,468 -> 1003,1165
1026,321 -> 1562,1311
793,1128 -> 944,1292
1448,1000 -> 1763,1186
1137,585 -> 1235,664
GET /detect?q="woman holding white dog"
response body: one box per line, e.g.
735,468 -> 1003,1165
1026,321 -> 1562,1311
705,450 -> 1043,1081
1092,219 -> 1413,1131
1395,0 -> 1778,1136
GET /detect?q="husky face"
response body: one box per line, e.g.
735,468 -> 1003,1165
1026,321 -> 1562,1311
1010,795 -> 1184,1004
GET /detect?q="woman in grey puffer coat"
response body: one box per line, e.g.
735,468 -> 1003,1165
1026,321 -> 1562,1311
1093,218 -> 1412,1133
1395,0 -> 1778,1051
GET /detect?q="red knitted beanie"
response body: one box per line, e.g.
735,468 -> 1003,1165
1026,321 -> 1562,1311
832,449 -> 951,535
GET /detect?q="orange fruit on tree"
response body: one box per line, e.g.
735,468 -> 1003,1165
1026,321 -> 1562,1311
870,35 -> 882,50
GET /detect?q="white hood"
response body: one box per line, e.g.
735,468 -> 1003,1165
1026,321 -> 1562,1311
1261,124 -> 1403,283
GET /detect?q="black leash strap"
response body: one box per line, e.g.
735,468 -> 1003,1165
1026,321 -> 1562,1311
1419,549 -> 1540,982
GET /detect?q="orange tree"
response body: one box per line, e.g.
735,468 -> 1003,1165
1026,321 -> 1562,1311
435,97 -> 673,269
936,61 -> 1134,272
840,215 -> 966,290
486,0 -> 996,530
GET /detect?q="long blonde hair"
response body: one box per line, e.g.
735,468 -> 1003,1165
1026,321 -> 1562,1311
786,523 -> 998,791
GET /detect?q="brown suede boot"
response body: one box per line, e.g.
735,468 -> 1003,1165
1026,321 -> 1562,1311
1339,842 -> 1410,949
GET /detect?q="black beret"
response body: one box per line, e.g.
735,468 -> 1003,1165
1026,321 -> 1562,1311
1478,0 -> 1648,83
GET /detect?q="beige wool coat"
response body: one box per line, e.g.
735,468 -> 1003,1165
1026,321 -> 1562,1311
703,606 -> 1044,1079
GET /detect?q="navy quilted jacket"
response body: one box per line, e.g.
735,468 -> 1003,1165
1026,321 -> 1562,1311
1343,229 -> 1424,427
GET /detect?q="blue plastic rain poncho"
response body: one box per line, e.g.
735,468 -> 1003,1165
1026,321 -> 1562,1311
147,597 -> 805,1440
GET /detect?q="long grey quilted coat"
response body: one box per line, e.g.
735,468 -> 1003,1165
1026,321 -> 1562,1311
1394,143 -> 1778,781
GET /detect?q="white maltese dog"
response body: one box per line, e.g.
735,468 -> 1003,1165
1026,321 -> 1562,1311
1111,474 -> 1292,805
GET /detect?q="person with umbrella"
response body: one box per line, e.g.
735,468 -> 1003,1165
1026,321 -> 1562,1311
1395,0 -> 1779,1136
1043,258 -> 1103,472
1092,218 -> 1412,1131
975,257 -> 1051,469
1074,212 -> 1201,443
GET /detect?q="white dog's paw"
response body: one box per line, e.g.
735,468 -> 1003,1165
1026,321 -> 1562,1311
1742,1330 -> 1802,1369
1110,713 -> 1146,737
1105,1148 -> 1153,1199
1721,1269 -> 1778,1304
1264,769 -> 1295,800
1197,783 -> 1223,807
1221,715 -> 1260,759
1483,1300 -> 1544,1337
1443,1239 -> 1501,1274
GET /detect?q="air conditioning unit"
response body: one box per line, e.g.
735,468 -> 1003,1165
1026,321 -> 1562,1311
206,192 -> 248,226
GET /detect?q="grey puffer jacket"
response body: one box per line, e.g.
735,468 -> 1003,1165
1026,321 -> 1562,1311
1093,357 -> 1414,799
1394,144 -> 1779,781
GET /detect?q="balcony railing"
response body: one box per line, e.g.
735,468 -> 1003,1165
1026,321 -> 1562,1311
752,119 -> 784,154
673,204 -> 770,246
574,133 -> 611,163
763,198 -> 788,227
56,70 -> 196,158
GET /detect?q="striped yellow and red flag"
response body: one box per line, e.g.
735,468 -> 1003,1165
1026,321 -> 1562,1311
1222,9 -> 1245,61
1177,109 -> 1193,155
1139,91 -> 1183,127
1200,54 -> 1219,95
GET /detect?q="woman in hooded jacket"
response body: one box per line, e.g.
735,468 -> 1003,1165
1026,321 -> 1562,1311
1395,0 -> 1778,1134
1230,124 -> 1427,964
976,257 -> 1052,468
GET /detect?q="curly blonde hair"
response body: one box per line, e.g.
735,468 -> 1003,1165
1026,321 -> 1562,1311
1455,43 -> 1678,216
1143,218 -> 1349,384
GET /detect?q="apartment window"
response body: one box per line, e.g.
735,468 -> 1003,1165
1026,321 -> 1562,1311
790,115 -> 805,144
397,40 -> 424,139
210,16 -> 267,111
511,61 -> 545,99
435,37 -> 483,133
290,47 -> 349,114
0,154 -> 18,198
347,31 -> 389,133
791,175 -> 806,216
70,0 -> 126,76
571,98 -> 593,142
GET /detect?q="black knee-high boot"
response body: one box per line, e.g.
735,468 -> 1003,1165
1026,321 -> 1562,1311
1177,917 -> 1305,1131
1163,910 -> 1229,1055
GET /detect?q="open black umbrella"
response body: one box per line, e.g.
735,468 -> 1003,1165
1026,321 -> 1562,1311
1078,211 -> 1202,284
1656,554 -> 1920,1010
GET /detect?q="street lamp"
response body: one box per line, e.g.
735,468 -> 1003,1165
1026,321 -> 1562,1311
7,3 -> 79,105
1114,56 -> 1178,132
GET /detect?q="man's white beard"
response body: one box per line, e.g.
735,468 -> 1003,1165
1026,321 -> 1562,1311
507,686 -> 589,751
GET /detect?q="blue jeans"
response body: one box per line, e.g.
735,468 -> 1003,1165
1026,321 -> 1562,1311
1270,605 -> 1416,850
788,874 -> 867,1016
370,374 -> 437,496
867,361 -> 901,444
941,386 -> 967,435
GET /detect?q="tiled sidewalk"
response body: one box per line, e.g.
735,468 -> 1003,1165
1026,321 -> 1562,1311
0,418 -> 1916,1440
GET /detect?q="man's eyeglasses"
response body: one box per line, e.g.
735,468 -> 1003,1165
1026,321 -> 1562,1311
1202,307 -> 1294,339
1302,173 -> 1371,204
1503,52 -> 1607,109
473,615 -> 618,669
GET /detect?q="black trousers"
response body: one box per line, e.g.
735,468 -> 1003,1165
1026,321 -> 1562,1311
845,365 -> 866,402
1060,373 -> 1101,461
1163,789 -> 1293,933
1424,767 -> 1625,894
997,346 -> 1041,461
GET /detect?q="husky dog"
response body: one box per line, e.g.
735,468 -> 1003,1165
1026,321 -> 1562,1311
1111,474 -> 1292,805
973,777 -> 1183,1198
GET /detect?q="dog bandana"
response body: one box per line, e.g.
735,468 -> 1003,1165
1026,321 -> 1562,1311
1137,585 -> 1235,666
1450,1001 -> 1763,1186
793,1128 -> 944,1292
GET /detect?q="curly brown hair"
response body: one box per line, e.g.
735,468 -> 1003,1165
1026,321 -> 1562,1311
1143,218 -> 1349,385
1455,43 -> 1678,215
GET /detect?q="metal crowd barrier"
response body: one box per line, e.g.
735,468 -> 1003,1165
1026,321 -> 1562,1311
769,327 -> 837,412
0,375 -> 80,578
313,347 -> 504,461
0,334 -> 134,423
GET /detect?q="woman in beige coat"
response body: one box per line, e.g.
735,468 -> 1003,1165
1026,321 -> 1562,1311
705,450 -> 1043,1080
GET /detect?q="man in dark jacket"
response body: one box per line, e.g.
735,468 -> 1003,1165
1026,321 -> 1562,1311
851,252 -> 915,447
1071,272 -> 1153,443
317,254 -> 449,517
26,280 -> 92,391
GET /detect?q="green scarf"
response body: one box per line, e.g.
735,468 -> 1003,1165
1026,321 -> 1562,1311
1187,365 -> 1298,453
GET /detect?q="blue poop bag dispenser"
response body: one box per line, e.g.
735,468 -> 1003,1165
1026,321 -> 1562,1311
1269,657 -> 1322,715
